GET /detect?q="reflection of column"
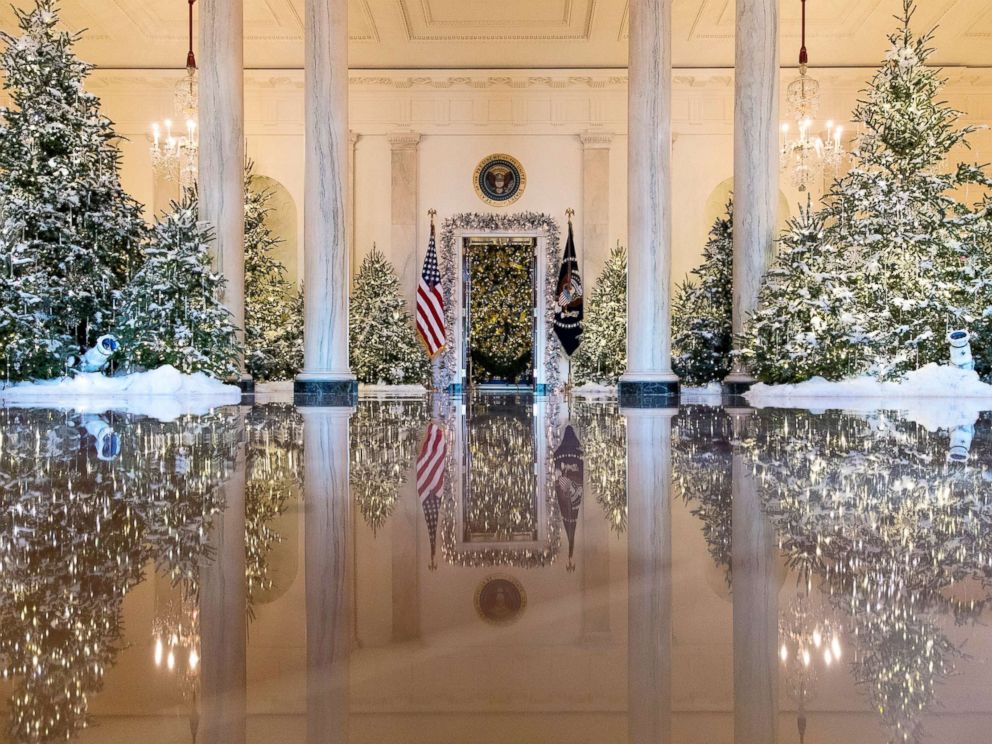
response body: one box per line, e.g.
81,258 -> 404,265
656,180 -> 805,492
731,411 -> 779,744
303,409 -> 352,744
625,409 -> 674,744
620,0 -> 679,404
199,0 -> 246,383
579,131 -> 612,285
724,0 -> 779,394
391,473 -> 421,643
296,0 -> 357,402
199,451 -> 247,744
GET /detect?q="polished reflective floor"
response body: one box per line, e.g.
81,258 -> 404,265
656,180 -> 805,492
1,394 -> 991,743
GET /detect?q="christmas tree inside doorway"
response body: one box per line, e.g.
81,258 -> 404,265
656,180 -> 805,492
464,237 -> 537,386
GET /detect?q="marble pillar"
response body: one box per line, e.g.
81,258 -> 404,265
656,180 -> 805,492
725,0 -> 779,395
625,409 -> 674,744
388,131 -> 422,311
303,408 -> 353,744
731,411 -> 779,744
620,0 -> 679,405
199,0 -> 247,386
199,449 -> 247,744
579,131 -> 612,287
296,0 -> 357,405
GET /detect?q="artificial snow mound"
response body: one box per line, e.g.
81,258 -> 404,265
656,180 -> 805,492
745,364 -> 992,432
746,364 -> 992,402
0,365 -> 241,421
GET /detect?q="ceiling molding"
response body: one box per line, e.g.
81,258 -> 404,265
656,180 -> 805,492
397,0 -> 597,41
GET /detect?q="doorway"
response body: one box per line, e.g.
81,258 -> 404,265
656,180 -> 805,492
462,236 -> 538,387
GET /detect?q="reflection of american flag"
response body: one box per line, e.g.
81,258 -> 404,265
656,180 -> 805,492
417,422 -> 448,568
416,223 -> 446,359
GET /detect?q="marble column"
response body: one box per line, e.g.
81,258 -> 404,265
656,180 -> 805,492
625,409 -> 674,744
731,410 -> 779,744
388,131 -> 421,311
296,0 -> 357,405
620,0 -> 679,405
724,0 -> 779,395
579,131 -> 612,287
199,449 -> 247,744
199,0 -> 247,387
303,408 -> 353,744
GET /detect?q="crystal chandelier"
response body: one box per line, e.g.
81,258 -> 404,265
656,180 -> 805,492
152,594 -> 200,699
780,0 -> 845,192
150,0 -> 198,188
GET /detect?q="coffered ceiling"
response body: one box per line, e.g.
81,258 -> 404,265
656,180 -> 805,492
1,0 -> 989,70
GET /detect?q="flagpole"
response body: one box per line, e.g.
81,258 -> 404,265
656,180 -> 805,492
565,208 -> 576,395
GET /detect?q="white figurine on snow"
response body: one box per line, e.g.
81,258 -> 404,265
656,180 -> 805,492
947,329 -> 974,372
82,415 -> 122,461
71,334 -> 120,373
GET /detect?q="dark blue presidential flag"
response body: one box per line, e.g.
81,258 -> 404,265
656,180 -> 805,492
553,220 -> 584,356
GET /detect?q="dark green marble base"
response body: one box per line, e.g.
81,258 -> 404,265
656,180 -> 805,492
293,379 -> 358,407
618,380 -> 680,408
722,380 -> 755,397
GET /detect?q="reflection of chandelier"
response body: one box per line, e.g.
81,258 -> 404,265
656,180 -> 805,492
780,0 -> 845,191
150,0 -> 199,188
152,594 -> 200,699
779,586 -> 843,743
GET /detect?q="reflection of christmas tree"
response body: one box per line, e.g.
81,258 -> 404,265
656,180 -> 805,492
349,399 -> 428,533
573,400 -> 627,534
0,407 -> 241,742
741,408 -> 992,743
245,404 -> 304,607
468,243 -> 534,384
672,406 -> 733,575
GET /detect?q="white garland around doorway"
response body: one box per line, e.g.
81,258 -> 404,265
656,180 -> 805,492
436,212 -> 564,392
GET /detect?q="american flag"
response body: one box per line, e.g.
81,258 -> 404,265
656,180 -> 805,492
416,222 -> 446,359
417,421 -> 448,570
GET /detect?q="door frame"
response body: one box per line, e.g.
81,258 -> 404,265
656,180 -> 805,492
462,236 -> 539,387
451,229 -> 550,391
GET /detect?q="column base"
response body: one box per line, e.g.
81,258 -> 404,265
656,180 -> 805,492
722,372 -> 756,397
294,375 -> 358,407
237,376 -> 255,394
618,376 -> 680,409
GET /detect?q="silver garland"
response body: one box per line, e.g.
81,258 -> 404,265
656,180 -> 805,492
435,212 -> 564,391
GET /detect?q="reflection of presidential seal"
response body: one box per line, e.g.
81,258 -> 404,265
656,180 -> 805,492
475,575 -> 527,625
474,154 -> 526,207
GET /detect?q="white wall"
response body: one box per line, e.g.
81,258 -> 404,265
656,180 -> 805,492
81,67 -> 992,313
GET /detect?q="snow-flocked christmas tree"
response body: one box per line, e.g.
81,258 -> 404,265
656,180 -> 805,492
572,242 -> 627,385
244,162 -> 303,381
672,200 -> 734,386
115,193 -> 242,379
742,0 -> 992,383
349,246 -> 430,385
0,0 -> 146,380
